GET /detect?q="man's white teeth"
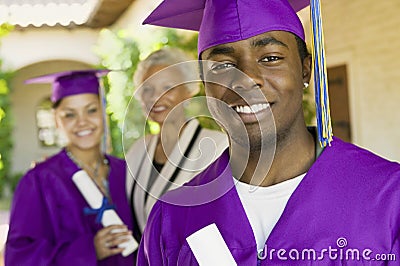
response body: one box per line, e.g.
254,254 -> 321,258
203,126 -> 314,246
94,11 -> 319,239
77,130 -> 92,136
235,103 -> 269,114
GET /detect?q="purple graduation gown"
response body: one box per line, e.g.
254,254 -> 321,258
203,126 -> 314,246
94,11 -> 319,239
137,137 -> 400,265
5,149 -> 135,266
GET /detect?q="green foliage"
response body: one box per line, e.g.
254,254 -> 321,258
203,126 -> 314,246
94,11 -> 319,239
0,23 -> 14,38
94,29 -> 144,158
0,75 -> 14,198
153,29 -> 198,58
0,23 -> 15,197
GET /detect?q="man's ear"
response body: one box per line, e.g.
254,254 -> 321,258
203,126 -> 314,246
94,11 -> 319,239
302,54 -> 312,85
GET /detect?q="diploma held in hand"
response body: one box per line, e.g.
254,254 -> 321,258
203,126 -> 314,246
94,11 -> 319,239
72,170 -> 138,256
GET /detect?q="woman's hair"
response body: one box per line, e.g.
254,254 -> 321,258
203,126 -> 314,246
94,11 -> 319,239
52,99 -> 62,109
134,47 -> 199,95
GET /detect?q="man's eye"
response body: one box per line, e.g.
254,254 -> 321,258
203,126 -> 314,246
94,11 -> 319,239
210,62 -> 235,73
260,56 -> 282,63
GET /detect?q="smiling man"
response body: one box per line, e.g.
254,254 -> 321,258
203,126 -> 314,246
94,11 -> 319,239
136,0 -> 400,265
201,30 -> 314,188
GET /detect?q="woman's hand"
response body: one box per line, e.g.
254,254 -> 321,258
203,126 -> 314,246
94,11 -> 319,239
94,224 -> 133,260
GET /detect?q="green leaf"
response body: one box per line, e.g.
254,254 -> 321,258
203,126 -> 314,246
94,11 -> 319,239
0,79 -> 8,94
0,107 -> 5,122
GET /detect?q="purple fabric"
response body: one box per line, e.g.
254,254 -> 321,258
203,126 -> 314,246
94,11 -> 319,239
137,137 -> 400,265
5,150 -> 136,266
143,0 -> 308,56
25,69 -> 109,103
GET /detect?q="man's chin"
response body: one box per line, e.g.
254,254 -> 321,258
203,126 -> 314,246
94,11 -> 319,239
230,130 -> 276,151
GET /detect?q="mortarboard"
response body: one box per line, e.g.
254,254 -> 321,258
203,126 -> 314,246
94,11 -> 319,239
25,69 -> 110,103
144,0 -> 309,56
143,0 -> 332,147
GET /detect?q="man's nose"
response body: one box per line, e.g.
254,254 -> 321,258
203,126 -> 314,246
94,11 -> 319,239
231,62 -> 263,92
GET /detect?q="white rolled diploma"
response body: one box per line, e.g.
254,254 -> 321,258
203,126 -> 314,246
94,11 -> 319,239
186,223 -> 237,265
72,170 -> 138,256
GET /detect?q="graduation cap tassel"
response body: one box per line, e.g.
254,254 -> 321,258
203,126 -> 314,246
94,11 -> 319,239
310,0 -> 333,147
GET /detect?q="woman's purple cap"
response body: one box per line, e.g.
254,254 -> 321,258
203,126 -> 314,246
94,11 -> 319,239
25,69 -> 110,103
143,0 -> 309,56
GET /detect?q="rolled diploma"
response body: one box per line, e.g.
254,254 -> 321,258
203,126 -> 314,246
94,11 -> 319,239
186,223 -> 237,265
72,170 -> 138,256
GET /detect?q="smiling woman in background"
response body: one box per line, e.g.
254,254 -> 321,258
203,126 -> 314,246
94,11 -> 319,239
125,47 -> 228,243
5,70 -> 135,265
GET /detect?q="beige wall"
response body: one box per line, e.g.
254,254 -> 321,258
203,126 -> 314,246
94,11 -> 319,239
0,27 -> 99,70
322,0 -> 400,161
112,0 -> 161,54
298,0 -> 400,161
114,0 -> 162,32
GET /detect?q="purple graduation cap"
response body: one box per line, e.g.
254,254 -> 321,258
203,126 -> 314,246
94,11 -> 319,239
144,0 -> 309,56
25,69 -> 110,103
144,0 -> 333,146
